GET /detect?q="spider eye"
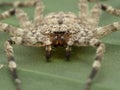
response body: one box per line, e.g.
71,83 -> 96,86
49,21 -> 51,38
55,36 -> 58,39
61,36 -> 64,39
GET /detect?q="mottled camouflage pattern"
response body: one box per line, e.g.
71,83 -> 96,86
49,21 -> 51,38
0,0 -> 120,90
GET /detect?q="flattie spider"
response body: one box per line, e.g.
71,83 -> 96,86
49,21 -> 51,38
0,0 -> 120,90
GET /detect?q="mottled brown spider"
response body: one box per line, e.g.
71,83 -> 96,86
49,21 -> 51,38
0,0 -> 120,90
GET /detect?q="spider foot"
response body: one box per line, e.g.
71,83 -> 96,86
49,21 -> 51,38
45,50 -> 51,62
45,45 -> 52,62
65,50 -> 71,61
65,46 -> 71,61
15,79 -> 21,90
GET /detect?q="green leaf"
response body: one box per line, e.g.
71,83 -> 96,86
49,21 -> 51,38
0,0 -> 120,90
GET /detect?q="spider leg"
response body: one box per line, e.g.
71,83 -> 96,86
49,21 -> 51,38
15,8 -> 32,29
68,37 -> 105,90
0,0 -> 37,20
4,39 -> 21,90
0,0 -> 36,7
89,3 -> 101,29
34,0 -> 44,26
85,38 -> 105,90
101,3 -> 120,17
79,0 -> 89,23
45,45 -> 52,62
0,8 -> 15,20
0,22 -> 24,36
94,21 -> 120,38
65,46 -> 71,61
0,8 -> 32,29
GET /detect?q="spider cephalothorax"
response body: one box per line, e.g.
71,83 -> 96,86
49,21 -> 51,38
0,0 -> 120,90
41,12 -> 80,47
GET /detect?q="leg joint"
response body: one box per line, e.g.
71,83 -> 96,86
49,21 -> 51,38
101,4 -> 107,11
92,60 -> 101,69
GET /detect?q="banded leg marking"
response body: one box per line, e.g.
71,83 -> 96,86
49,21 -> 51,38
0,22 -> 24,36
89,3 -> 101,29
84,39 -> 105,90
0,8 -> 32,29
5,40 -> 21,90
95,21 -> 120,38
101,4 -> 120,17
15,8 -> 32,28
79,0 -> 88,22
0,9 -> 15,20
34,0 -> 44,26
0,1 -> 37,7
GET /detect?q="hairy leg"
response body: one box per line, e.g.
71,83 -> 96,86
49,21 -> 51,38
0,22 -> 24,36
79,0 -> 89,23
93,2 -> 120,38
68,36 -> 105,90
15,8 -> 32,29
87,0 -> 120,29
0,8 -> 32,29
0,0 -> 37,20
94,21 -> 120,38
89,3 -> 101,29
84,38 -> 105,90
0,8 -> 15,20
0,0 -> 36,7
4,39 -> 21,90
34,0 -> 44,26
101,3 -> 120,17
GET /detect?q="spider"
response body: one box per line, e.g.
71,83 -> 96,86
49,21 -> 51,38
0,0 -> 120,90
